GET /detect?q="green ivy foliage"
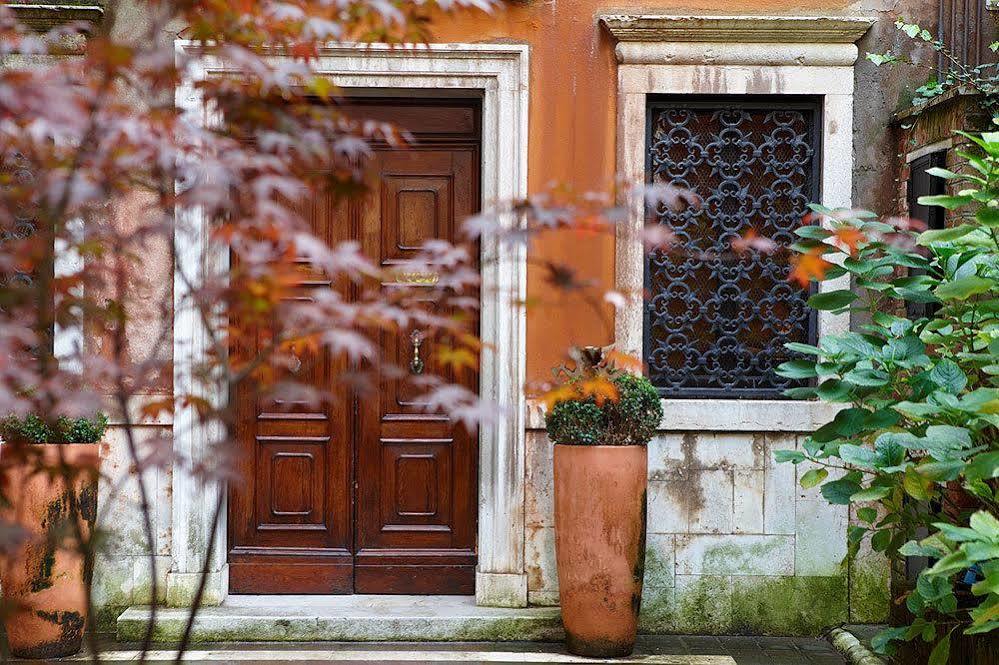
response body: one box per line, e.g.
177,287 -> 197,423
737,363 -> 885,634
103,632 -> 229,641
546,371 -> 662,447
866,19 -> 998,118
0,413 -> 108,444
776,131 -> 999,658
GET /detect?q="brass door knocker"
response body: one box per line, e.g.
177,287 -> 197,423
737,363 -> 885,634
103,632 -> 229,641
409,330 -> 425,375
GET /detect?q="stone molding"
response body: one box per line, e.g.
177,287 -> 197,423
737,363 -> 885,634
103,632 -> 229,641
599,14 -> 875,45
614,42 -> 861,67
526,399 -> 844,433
174,40 -> 530,609
4,3 -> 104,31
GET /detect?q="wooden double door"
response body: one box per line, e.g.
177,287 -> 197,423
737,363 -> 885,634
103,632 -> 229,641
229,99 -> 481,595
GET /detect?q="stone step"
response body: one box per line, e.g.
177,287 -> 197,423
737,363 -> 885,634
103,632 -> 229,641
67,646 -> 736,664
117,595 -> 564,644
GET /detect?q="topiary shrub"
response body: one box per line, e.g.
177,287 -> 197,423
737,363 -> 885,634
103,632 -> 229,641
546,362 -> 662,447
0,413 -> 108,445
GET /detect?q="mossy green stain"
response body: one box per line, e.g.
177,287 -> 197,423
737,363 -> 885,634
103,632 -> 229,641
730,576 -> 848,636
850,557 -> 890,623
701,539 -> 782,574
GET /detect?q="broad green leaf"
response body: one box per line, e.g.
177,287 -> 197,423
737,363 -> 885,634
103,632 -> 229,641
934,276 -> 993,300
926,549 -> 971,575
794,225 -> 832,239
922,425 -> 972,460
933,522 -> 980,542
775,359 -> 818,379
871,529 -> 893,552
903,467 -> 935,501
773,449 -> 806,464
899,540 -> 946,557
866,408 -> 900,429
925,166 -> 979,182
871,626 -> 908,654
800,468 -> 828,489
965,542 -> 999,561
966,451 -> 999,481
857,506 -> 878,523
816,379 -> 852,401
844,367 -> 890,387
916,459 -> 964,481
918,224 -> 977,244
813,408 -> 869,442
884,336 -> 928,367
929,359 -> 968,394
808,290 -> 858,310
783,386 -> 818,399
976,206 -> 999,227
834,334 -> 881,358
851,485 -> 891,502
840,444 -> 879,469
916,194 -> 974,211
970,511 -> 999,540
927,633 -> 951,665
822,477 -> 863,505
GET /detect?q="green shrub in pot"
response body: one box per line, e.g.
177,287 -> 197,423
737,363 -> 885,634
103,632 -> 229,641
0,413 -> 108,445
546,364 -> 662,447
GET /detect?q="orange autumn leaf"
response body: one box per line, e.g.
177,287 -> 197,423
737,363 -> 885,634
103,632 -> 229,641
831,226 -> 867,256
788,250 -> 834,288
578,376 -> 619,406
139,397 -> 175,420
604,350 -> 644,373
541,384 -> 578,411
437,345 -> 478,372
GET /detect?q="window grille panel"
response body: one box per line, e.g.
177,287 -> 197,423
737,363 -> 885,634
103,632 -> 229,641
644,98 -> 820,398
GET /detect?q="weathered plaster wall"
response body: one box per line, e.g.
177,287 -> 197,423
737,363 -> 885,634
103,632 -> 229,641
425,0 -> 948,382
92,424 -> 172,629
525,429 -> 889,634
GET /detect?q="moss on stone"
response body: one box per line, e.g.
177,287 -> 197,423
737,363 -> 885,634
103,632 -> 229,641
730,576 -> 848,636
849,555 -> 890,623
639,576 -> 734,635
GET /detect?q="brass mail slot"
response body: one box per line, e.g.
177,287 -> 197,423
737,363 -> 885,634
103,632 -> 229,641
395,270 -> 440,285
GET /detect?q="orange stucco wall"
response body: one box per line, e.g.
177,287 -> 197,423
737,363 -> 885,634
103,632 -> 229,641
428,1 -> 860,383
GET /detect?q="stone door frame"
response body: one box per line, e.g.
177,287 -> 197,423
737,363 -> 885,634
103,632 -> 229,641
171,41 -> 531,608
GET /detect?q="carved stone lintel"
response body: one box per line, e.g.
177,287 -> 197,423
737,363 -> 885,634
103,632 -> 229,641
599,14 -> 874,45
4,3 -> 104,33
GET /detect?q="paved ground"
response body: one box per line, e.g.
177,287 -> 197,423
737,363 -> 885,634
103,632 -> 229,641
49,637 -> 847,664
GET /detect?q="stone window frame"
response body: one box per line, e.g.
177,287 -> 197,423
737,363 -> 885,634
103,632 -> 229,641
172,41 -> 531,608
602,14 -> 873,432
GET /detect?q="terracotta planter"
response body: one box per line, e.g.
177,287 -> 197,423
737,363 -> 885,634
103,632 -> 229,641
0,443 -> 99,659
553,444 -> 647,657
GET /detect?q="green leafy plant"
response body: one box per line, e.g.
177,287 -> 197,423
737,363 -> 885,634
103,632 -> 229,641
545,350 -> 662,447
866,19 -> 998,117
776,131 -> 999,657
0,413 -> 108,444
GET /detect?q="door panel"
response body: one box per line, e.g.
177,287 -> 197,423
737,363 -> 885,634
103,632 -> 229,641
229,192 -> 355,594
354,147 -> 478,594
229,99 -> 480,595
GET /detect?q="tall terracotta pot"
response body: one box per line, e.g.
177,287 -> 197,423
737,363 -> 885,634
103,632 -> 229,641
553,444 -> 647,657
0,443 -> 99,659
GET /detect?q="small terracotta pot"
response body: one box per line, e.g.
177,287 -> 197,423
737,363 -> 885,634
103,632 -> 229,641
0,443 -> 100,659
553,444 -> 647,657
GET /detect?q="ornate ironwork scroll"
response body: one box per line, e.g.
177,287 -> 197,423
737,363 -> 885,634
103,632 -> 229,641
645,99 -> 819,398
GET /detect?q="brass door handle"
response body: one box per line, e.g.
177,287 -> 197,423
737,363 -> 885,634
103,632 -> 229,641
409,330 -> 425,375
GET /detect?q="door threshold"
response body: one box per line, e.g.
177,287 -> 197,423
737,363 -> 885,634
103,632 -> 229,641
116,595 -> 562,643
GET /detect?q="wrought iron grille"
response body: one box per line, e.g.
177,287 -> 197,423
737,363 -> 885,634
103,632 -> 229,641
644,98 -> 820,398
0,153 -> 37,291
